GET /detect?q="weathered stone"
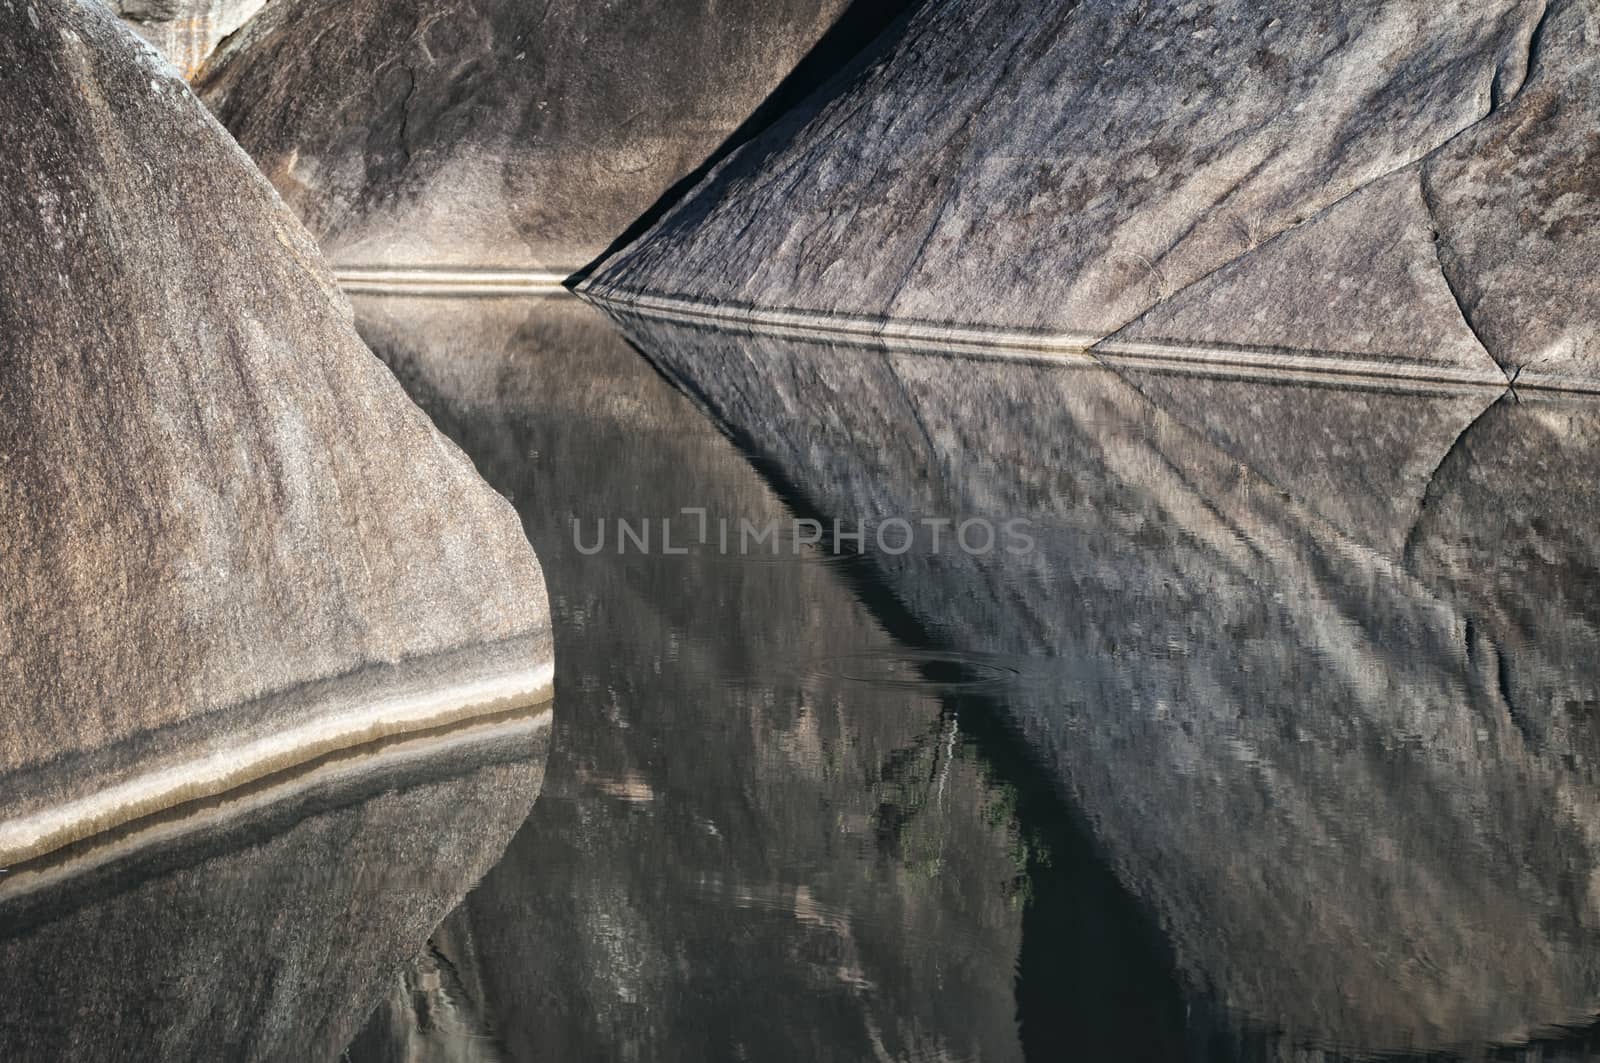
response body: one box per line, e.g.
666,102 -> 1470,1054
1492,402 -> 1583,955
195,0 -> 895,273
584,0 -> 1600,388
584,2 -> 1541,344
1101,168 -> 1509,385
105,0 -> 267,77
1106,367 -> 1500,557
1420,0 -> 1600,389
1406,394 -> 1600,760
0,707 -> 549,1063
1106,0 -> 1600,389
596,309 -> 1600,1054
0,2 -> 551,867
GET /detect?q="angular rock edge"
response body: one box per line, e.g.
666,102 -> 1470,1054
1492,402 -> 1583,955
576,288 -> 1531,396
1,0 -> 554,862
580,0 -> 1599,393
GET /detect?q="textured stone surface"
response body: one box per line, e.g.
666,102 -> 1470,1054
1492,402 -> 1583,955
1110,0 -> 1600,388
599,310 -> 1600,1054
585,2 -> 1537,332
586,0 -> 1599,387
1420,0 -> 1600,389
106,0 -> 266,77
0,2 -> 550,859
0,709 -> 548,1063
1407,396 -> 1600,761
1108,369 -> 1499,556
1102,168 -> 1507,383
196,0 -> 886,272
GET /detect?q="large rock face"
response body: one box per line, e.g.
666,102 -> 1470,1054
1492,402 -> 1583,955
0,1 -> 551,868
194,0 -> 896,274
105,0 -> 267,77
584,0 -> 1600,389
597,308 -> 1600,1055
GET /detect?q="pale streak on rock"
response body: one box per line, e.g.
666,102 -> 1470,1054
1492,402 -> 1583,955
195,0 -> 879,274
0,1 -> 552,860
105,0 -> 267,78
0,707 -> 549,1062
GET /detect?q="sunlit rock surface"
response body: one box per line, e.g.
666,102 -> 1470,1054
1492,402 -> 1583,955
0,707 -> 549,1063
336,294 -> 1168,1061
585,0 -> 1599,388
0,2 -> 551,867
598,307 -> 1600,1055
195,0 -> 900,273
105,0 -> 266,77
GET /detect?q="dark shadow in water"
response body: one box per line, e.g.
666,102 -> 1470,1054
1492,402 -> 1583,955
0,713 -> 548,1063
348,292 -> 1193,1062
668,354 -> 1192,1061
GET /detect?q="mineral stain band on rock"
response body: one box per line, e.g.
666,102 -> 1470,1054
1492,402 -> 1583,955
1,0 -> 555,891
0,652 -> 554,870
1090,337 -> 1526,392
579,288 -> 1103,362
582,288 -> 1529,394
583,0 -> 1600,392
0,701 -> 553,901
334,268 -> 575,296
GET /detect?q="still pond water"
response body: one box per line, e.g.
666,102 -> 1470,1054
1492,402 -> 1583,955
8,292 -> 1600,1062
347,292 -> 1600,1062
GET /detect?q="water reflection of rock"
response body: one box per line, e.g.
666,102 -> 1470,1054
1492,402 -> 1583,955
598,308 -> 1600,1056
0,710 -> 549,1063
346,294 -> 1191,1061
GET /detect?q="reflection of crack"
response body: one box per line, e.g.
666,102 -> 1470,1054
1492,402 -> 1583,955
1417,165 -> 1507,382
880,350 -> 946,496
1400,392 -> 1502,569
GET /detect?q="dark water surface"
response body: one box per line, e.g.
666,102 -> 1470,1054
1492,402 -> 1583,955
8,292 -> 1598,1062
340,293 -> 1600,1062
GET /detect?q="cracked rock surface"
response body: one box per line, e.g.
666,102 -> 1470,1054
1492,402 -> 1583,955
586,0 -> 1597,387
1419,0 -> 1600,389
0,2 -> 550,835
196,0 -> 883,273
